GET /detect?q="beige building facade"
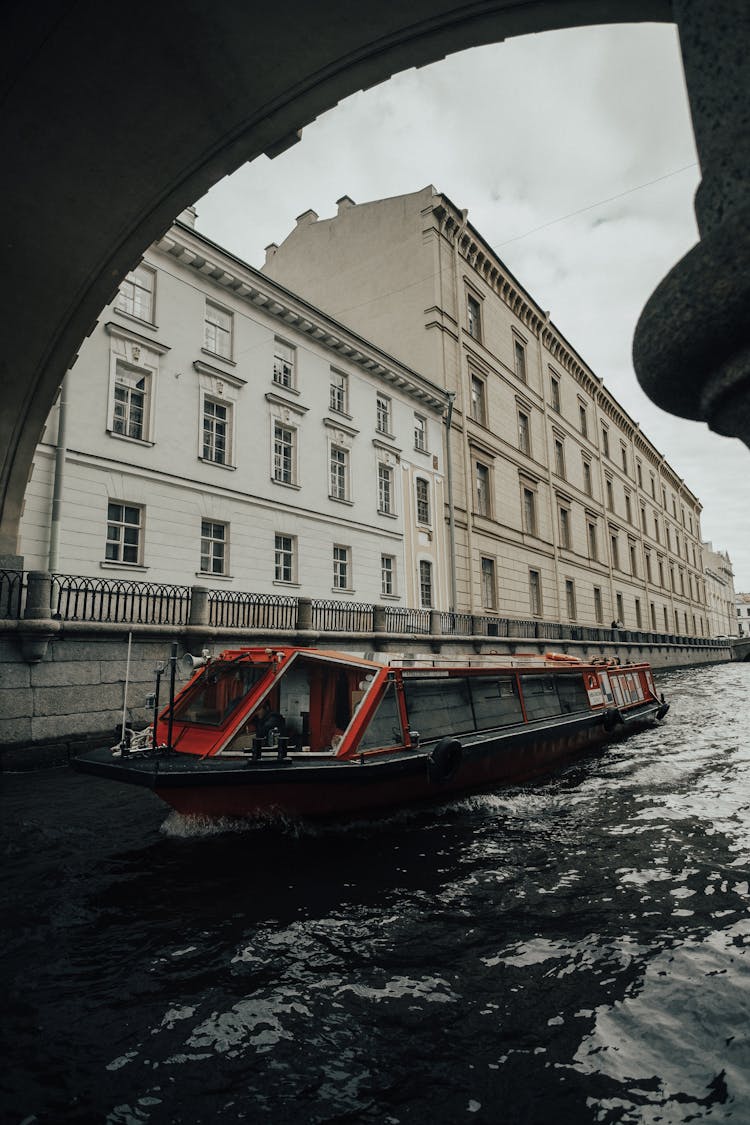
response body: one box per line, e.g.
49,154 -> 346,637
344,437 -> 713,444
264,187 -> 710,635
737,593 -> 750,638
701,542 -> 737,637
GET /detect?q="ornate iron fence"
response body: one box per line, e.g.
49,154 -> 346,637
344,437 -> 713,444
384,606 -> 430,634
0,570 -> 25,619
439,612 -> 474,635
51,574 -> 191,624
209,590 -> 298,630
311,599 -> 373,632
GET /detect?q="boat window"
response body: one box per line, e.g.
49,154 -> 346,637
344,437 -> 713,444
556,675 -> 590,714
174,662 -> 269,726
610,676 -> 627,707
469,676 -> 523,729
357,683 -> 403,751
403,677 -> 474,741
519,675 -> 562,720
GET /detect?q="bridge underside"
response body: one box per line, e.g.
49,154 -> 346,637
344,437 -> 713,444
2,0 -> 748,558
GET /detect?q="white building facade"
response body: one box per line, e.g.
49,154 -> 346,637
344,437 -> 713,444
737,593 -> 750,638
19,211 -> 450,611
263,187 -> 714,635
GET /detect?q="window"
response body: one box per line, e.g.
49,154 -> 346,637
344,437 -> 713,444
606,477 -> 614,511
330,445 -> 349,501
376,393 -> 391,434
601,425 -> 610,459
587,519 -> 598,560
559,506 -> 571,550
115,264 -> 155,322
273,421 -> 295,485
621,444 -> 628,474
646,550 -> 653,583
513,338 -> 527,382
419,560 -> 433,608
378,463 -> 394,514
522,487 -> 537,536
105,502 -> 142,565
635,597 -> 642,628
616,592 -> 624,622
650,473 -> 656,499
475,463 -> 490,517
625,493 -> 632,524
640,503 -> 647,531
654,515 -> 660,543
467,294 -> 481,340
550,375 -> 560,412
518,411 -> 530,455
273,340 -> 295,388
650,602 -> 657,630
202,397 -> 231,465
333,545 -> 351,590
582,456 -> 593,497
481,557 -> 496,610
658,556 -> 665,587
330,370 -> 348,414
663,605 -> 669,631
112,360 -> 150,441
662,486 -> 668,509
554,438 -> 565,478
470,375 -> 486,425
274,534 -> 295,583
629,540 -> 638,577
204,301 -> 233,359
415,477 -> 430,524
636,460 -> 643,488
414,413 -> 427,451
610,532 -> 620,570
529,569 -> 542,616
200,520 -> 227,576
565,579 -> 576,620
593,586 -> 603,624
381,554 -> 396,597
579,403 -> 588,438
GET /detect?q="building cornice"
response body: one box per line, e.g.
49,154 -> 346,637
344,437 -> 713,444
193,359 -> 247,388
104,321 -> 170,355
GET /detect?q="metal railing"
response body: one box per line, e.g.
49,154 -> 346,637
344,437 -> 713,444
51,574 -> 191,625
0,570 -> 25,619
311,599 -> 373,632
209,589 -> 297,630
384,606 -> 431,634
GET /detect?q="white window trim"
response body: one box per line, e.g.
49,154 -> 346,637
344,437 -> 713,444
203,299 -> 235,364
271,417 -> 300,490
105,323 -> 168,446
328,441 -> 352,505
332,544 -> 354,593
199,389 -> 236,470
114,263 -> 157,326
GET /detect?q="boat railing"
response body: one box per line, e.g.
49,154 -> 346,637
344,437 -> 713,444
50,573 -> 191,624
209,589 -> 298,630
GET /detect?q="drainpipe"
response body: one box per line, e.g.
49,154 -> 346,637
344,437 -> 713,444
445,392 -> 458,613
48,374 -> 68,574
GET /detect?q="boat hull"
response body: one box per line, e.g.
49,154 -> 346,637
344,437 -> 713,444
74,700 -> 664,821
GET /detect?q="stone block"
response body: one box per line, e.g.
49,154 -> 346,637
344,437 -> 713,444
99,660 -> 162,685
0,663 -> 31,689
51,638 -> 136,662
31,661 -> 100,687
31,709 -> 122,743
0,688 -> 31,719
0,715 -> 33,745
33,682 -> 122,718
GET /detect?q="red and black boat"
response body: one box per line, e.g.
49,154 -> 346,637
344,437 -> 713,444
74,646 -> 669,820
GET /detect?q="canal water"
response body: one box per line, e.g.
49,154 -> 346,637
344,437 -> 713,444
2,662 -> 749,1124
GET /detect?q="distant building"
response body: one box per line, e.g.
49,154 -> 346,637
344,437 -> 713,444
263,187 -> 711,635
19,209 -> 450,609
701,543 -> 737,636
737,593 -> 750,638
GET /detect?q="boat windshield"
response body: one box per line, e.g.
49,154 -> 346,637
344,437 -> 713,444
173,661 -> 270,726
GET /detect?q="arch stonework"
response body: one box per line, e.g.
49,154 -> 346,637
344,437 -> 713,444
1,0 -> 747,559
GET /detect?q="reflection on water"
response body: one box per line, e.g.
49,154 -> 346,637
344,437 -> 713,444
2,663 -> 750,1123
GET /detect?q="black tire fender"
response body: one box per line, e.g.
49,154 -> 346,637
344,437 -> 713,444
428,737 -> 463,784
603,708 -> 624,733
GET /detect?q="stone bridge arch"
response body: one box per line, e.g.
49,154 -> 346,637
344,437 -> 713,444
1,0 -> 747,560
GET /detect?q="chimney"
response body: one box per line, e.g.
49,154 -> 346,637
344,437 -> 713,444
336,195 -> 356,215
295,209 -> 318,228
177,205 -> 198,228
264,243 -> 279,266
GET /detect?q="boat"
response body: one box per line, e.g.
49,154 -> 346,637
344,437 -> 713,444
73,646 -> 669,821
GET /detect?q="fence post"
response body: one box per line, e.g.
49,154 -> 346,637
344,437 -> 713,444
24,571 -> 52,620
429,609 -> 442,636
296,597 -> 313,631
373,605 -> 387,632
189,586 -> 209,627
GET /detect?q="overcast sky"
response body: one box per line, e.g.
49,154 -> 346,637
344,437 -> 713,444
195,22 -> 749,589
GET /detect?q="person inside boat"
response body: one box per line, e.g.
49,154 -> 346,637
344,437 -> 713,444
253,699 -> 286,744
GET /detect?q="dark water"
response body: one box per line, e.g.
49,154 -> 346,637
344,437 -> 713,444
2,663 -> 750,1125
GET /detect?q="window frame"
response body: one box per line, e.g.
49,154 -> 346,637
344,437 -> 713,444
329,369 -> 349,415
201,394 -> 233,467
273,338 -> 296,390
413,413 -> 428,453
415,476 -> 431,526
529,568 -> 543,617
467,293 -> 482,341
329,443 -> 350,503
115,263 -> 156,324
203,300 -> 234,361
332,544 -> 352,591
200,519 -> 228,577
378,462 -> 395,515
480,556 -> 497,610
376,392 -> 392,436
381,553 -> 396,598
470,374 -> 487,425
105,501 -> 143,567
418,559 -> 434,609
475,461 -> 491,518
274,533 -> 296,585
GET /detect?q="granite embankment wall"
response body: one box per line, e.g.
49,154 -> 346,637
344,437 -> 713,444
0,618 -> 733,770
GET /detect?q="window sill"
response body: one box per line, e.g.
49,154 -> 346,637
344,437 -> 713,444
100,561 -> 148,572
377,509 -> 399,520
273,580 -> 300,589
331,588 -> 355,596
329,407 -> 353,421
196,571 -> 234,581
272,478 -> 302,491
107,430 -> 155,447
201,347 -> 236,367
413,445 -> 430,456
329,495 -> 354,506
380,593 -> 401,602
199,457 -> 236,471
272,380 -> 301,396
112,308 -> 157,331
376,428 -> 395,441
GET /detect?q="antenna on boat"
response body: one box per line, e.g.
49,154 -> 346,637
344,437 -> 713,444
166,642 -> 178,751
120,631 -> 133,749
